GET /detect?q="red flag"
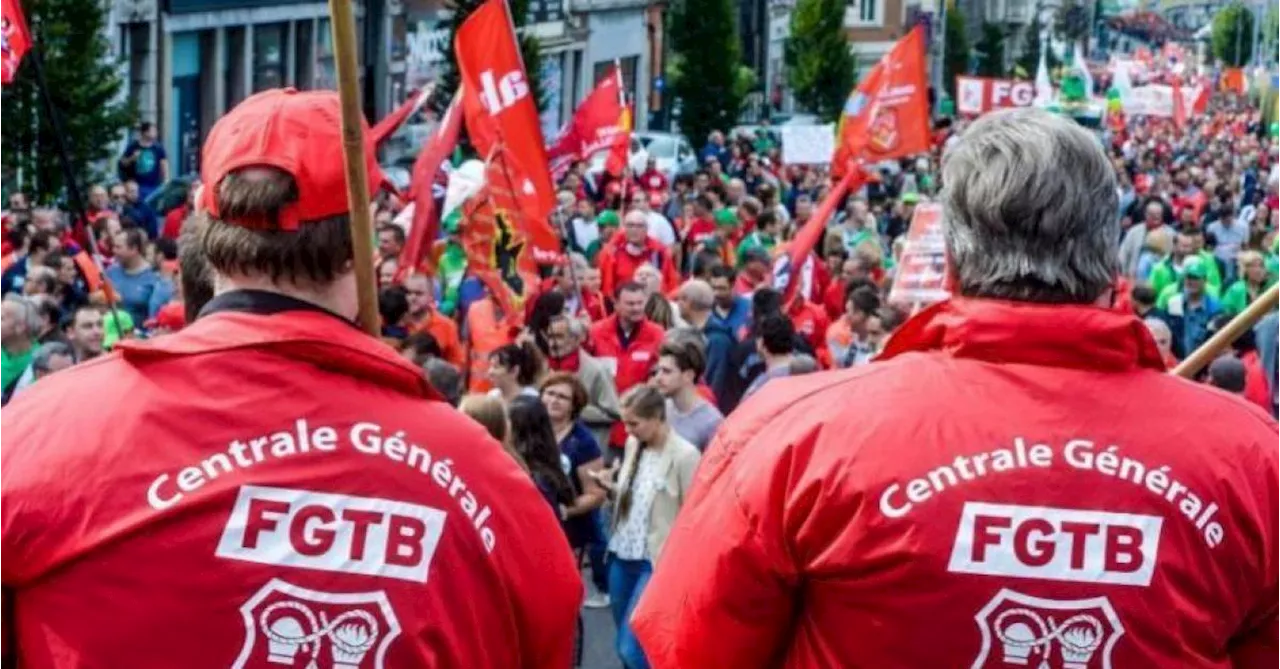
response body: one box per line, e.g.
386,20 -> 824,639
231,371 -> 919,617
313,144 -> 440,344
547,66 -> 630,178
773,165 -> 872,303
2,0 -> 32,85
455,0 -> 558,265
397,89 -> 464,279
832,26 -> 930,174
370,86 -> 432,147
461,188 -> 521,329
1172,79 -> 1187,130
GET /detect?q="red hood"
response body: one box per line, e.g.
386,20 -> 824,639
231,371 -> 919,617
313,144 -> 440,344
116,310 -> 442,401
880,297 -> 1167,372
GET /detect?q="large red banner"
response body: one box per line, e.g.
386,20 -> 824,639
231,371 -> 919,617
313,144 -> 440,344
454,0 -> 559,261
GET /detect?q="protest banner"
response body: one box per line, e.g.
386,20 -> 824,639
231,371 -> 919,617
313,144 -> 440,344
780,124 -> 835,165
888,203 -> 949,306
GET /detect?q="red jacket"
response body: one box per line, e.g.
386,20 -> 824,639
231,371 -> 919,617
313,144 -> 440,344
2,305 -> 580,668
587,314 -> 665,446
598,236 -> 679,298
633,298 -> 1278,668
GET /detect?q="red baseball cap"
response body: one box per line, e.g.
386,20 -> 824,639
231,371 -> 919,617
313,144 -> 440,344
200,88 -> 388,231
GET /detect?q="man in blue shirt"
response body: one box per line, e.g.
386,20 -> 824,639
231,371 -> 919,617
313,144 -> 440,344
104,228 -> 172,326
118,122 -> 168,201
1159,260 -> 1221,358
707,265 -> 750,336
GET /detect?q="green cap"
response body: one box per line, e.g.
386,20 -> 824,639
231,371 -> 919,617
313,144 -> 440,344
901,192 -> 920,205
1183,258 -> 1207,280
596,210 -> 620,228
713,208 -> 737,227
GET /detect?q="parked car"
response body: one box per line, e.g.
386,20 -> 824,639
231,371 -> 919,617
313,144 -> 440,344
633,131 -> 698,183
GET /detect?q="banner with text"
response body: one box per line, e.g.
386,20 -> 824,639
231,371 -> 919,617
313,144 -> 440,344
955,76 -> 1037,115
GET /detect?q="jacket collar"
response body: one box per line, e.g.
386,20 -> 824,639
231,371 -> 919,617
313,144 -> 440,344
880,297 -> 1167,373
115,307 -> 443,401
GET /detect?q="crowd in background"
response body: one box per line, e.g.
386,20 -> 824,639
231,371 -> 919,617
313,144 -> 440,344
1,86 -> 1277,668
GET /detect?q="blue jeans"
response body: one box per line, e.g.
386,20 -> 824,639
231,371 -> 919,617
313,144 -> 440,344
587,510 -> 610,593
607,555 -> 653,669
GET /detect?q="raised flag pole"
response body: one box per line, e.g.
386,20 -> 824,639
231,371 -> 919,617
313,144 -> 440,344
27,38 -> 126,331
326,0 -> 380,334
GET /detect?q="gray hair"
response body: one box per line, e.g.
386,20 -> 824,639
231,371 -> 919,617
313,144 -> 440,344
31,341 -> 73,374
423,358 -> 463,407
3,295 -> 42,337
941,108 -> 1119,303
678,279 -> 714,311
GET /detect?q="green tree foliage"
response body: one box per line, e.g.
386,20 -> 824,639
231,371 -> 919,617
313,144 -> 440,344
1,0 -> 132,202
1211,2 -> 1255,68
1265,5 -> 1279,68
1015,16 -> 1058,78
943,5 -> 971,99
668,0 -> 745,145
441,0 -> 546,114
785,0 -> 857,122
974,22 -> 1007,77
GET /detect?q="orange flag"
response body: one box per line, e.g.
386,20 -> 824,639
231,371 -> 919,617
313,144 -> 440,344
455,0 -> 559,265
832,25 -> 931,173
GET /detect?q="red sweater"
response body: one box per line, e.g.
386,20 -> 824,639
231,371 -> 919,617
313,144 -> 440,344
598,237 -> 679,298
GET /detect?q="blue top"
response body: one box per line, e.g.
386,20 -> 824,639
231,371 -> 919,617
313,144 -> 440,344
559,421 -> 603,548
121,141 -> 167,189
709,295 -> 751,338
104,264 -> 173,326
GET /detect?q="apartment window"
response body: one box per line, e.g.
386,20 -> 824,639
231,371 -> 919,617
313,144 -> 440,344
593,56 -> 638,103
848,0 -> 882,27
253,22 -> 287,92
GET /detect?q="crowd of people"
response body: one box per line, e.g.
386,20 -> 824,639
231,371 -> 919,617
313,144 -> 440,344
1,80 -> 1277,668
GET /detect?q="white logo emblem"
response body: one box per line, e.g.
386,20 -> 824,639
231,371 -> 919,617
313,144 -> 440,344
233,579 -> 402,669
973,589 -> 1124,669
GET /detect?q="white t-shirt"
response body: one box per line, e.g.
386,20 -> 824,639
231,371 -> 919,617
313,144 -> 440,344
646,211 -> 678,247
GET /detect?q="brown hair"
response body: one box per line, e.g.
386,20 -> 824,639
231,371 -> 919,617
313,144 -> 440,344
616,384 -> 667,521
459,394 -> 528,472
178,215 -> 215,321
199,168 -> 353,284
659,340 -> 706,379
539,372 -> 588,419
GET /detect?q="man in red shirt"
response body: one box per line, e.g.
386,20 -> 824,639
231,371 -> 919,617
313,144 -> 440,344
586,280 -> 665,456
2,89 -> 580,668
632,109 -> 1278,667
598,210 -> 678,297
639,156 -> 668,195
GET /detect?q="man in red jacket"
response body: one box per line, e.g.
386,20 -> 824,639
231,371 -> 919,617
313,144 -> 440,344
631,108 -> 1278,667
1,89 -> 581,668
599,210 -> 678,297
587,280 -> 665,456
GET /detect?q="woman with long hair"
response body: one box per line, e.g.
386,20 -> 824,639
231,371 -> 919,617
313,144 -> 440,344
458,394 -> 527,472
507,396 -> 576,516
488,342 -> 541,403
592,385 -> 701,669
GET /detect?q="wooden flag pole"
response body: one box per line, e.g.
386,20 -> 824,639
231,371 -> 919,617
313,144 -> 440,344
1172,283 -> 1279,379
326,0 -> 380,335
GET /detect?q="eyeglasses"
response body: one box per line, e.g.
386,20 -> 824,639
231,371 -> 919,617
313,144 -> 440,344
542,390 -> 573,402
